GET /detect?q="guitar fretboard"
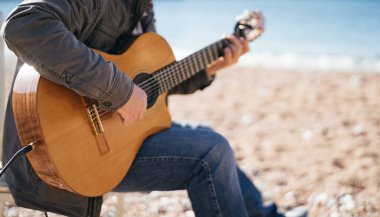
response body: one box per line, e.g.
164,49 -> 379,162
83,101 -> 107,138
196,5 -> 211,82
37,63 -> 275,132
154,38 -> 230,94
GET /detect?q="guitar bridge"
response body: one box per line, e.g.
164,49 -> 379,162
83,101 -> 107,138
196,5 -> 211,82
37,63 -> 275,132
86,104 -> 104,136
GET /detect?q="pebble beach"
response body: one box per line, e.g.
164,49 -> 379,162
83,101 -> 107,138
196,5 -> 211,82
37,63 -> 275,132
3,66 -> 380,216
2,0 -> 380,215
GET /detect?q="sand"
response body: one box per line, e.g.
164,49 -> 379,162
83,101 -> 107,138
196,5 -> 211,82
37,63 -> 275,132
4,67 -> 380,216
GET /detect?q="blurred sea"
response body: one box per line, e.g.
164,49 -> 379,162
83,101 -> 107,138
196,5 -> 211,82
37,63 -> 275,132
1,0 -> 380,72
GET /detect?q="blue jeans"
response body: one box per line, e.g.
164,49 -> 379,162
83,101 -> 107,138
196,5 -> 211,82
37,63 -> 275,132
113,123 -> 281,217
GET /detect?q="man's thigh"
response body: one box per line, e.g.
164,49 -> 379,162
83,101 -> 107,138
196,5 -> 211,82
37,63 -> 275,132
113,122 -> 227,192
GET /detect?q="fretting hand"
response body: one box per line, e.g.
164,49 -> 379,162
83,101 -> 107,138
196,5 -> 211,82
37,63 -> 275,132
206,35 -> 249,76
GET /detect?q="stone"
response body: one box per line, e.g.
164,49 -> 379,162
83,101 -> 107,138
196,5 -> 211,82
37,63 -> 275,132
285,206 -> 308,217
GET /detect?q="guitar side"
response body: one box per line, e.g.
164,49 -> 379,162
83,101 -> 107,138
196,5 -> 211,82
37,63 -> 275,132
12,33 -> 174,196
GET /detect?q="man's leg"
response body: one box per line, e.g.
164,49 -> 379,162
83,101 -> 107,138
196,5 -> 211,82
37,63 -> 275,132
238,168 -> 283,217
113,123 -> 273,217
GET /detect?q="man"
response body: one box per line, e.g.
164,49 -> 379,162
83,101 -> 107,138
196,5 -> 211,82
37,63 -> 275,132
1,0 -> 282,216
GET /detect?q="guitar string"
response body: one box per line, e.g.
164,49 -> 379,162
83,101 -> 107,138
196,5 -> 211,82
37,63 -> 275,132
120,27 -> 256,93
93,57 -> 206,118
93,41 -> 227,117
92,30 -> 260,119
95,39 -> 225,110
137,38 -> 226,93
95,44 -> 224,118
93,48 -> 222,118
142,38 -> 227,93
94,48 -> 218,112
88,56 -> 200,120
135,39 -> 225,90
93,57 -> 202,118
88,31 -> 253,121
140,46 -> 219,94
140,44 -> 222,96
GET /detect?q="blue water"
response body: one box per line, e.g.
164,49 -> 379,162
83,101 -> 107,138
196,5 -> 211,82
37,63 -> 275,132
155,0 -> 380,56
1,0 -> 380,72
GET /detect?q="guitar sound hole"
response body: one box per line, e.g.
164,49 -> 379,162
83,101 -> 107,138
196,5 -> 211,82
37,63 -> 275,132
133,73 -> 159,109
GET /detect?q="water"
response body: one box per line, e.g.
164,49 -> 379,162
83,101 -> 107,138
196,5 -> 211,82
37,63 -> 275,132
1,0 -> 380,72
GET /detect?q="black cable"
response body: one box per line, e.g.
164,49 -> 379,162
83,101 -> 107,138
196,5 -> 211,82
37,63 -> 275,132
44,211 -> 49,217
0,142 -> 36,178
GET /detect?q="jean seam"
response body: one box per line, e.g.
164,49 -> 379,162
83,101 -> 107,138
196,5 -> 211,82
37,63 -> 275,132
133,156 -> 223,217
134,156 -> 201,162
199,159 -> 223,217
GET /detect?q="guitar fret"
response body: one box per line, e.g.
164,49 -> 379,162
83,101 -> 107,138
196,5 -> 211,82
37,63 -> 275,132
155,37 -> 235,94
201,51 -> 208,67
171,65 -> 179,87
154,72 -> 161,92
211,44 -> 220,59
154,73 -> 161,94
183,59 -> 191,79
185,57 -> 195,79
176,56 -> 192,84
180,63 -> 186,81
176,63 -> 184,84
164,70 -> 170,92
174,64 -> 182,86
157,71 -> 164,94
164,70 -> 171,92
181,62 -> 188,81
203,48 -> 210,63
206,47 -> 214,63
200,51 -> 206,65
171,64 -> 183,90
189,57 -> 196,78
199,51 -> 207,67
181,61 -> 189,80
168,66 -> 176,89
194,55 -> 201,73
158,70 -> 167,93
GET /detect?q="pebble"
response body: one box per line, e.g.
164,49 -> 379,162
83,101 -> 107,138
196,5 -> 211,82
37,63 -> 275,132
352,125 -> 364,136
285,206 -> 308,217
185,210 -> 195,217
302,130 -> 313,141
159,197 -> 171,206
149,191 -> 162,199
283,191 -> 298,207
330,211 -> 340,217
240,114 -> 253,126
327,198 -> 337,207
349,75 -> 362,87
339,194 -> 355,211
313,193 -> 329,205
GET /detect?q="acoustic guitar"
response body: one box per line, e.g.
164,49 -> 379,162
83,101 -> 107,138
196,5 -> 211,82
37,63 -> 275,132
12,11 -> 264,196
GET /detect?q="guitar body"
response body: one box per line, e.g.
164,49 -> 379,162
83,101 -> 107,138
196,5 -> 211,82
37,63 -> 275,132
12,33 -> 173,196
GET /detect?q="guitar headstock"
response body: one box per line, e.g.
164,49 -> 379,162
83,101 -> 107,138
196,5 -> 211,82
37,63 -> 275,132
234,10 -> 265,42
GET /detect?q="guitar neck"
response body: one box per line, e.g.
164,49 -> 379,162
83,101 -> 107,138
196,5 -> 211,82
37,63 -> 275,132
154,38 -> 230,94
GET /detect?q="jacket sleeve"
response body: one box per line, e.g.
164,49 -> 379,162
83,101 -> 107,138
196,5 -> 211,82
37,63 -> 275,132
0,0 -> 134,111
169,70 -> 215,95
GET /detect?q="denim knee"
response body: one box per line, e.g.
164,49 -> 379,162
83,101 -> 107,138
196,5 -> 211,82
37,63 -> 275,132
201,131 -> 236,171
